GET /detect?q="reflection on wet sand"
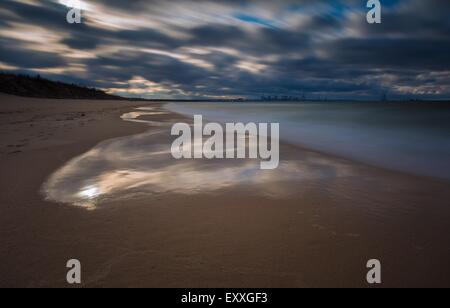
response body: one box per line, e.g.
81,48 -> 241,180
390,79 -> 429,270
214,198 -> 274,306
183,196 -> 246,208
120,107 -> 171,126
42,107 -> 355,209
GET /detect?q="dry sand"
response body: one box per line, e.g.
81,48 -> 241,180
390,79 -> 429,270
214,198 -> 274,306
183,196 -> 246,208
1,93 -> 450,288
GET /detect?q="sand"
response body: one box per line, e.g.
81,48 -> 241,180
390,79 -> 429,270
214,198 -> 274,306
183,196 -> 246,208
1,93 -> 450,288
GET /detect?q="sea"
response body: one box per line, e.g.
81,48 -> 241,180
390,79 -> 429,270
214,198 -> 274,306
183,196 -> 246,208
166,101 -> 450,180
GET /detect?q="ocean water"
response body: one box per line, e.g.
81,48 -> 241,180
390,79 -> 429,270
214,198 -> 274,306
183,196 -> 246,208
166,101 -> 450,180
42,102 -> 450,209
44,106 -> 358,208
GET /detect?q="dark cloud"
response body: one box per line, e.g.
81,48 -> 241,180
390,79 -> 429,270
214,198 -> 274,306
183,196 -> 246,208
326,38 -> 450,71
1,0 -> 449,99
0,38 -> 66,68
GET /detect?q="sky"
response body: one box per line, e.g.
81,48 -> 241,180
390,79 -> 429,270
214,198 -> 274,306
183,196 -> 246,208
0,0 -> 449,100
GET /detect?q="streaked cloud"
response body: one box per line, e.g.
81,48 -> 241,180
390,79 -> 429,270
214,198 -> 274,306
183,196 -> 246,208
0,0 -> 449,99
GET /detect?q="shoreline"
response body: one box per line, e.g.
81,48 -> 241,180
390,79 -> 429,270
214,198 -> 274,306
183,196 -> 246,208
162,103 -> 449,186
164,102 -> 450,183
1,94 -> 450,287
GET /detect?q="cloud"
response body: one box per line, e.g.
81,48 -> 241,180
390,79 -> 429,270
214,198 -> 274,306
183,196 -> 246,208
0,37 -> 66,68
0,0 -> 449,99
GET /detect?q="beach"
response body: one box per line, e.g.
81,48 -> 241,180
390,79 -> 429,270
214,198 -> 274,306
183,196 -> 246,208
1,94 -> 450,288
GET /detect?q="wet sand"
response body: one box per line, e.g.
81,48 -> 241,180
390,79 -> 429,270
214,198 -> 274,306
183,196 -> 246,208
1,94 -> 450,287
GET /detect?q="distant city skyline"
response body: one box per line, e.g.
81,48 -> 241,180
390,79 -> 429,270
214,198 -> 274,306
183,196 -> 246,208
1,0 -> 449,100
